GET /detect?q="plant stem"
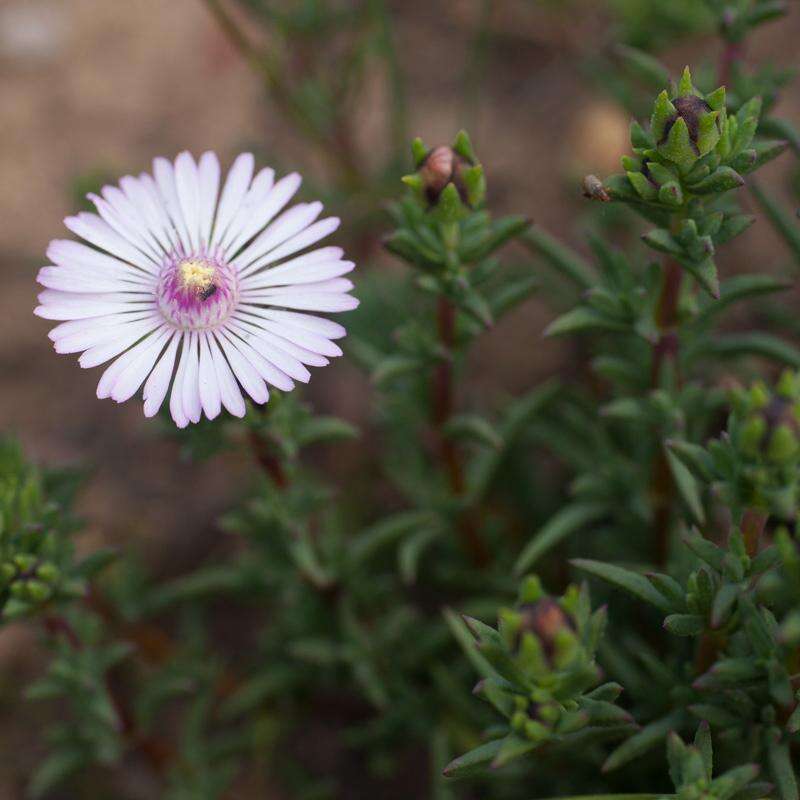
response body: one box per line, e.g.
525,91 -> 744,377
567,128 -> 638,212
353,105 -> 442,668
202,0 -> 364,188
651,258 -> 683,384
719,38 -> 745,86
650,257 -> 684,566
740,507 -> 769,557
248,425 -> 289,489
42,614 -> 174,776
434,297 -> 489,566
434,297 -> 461,490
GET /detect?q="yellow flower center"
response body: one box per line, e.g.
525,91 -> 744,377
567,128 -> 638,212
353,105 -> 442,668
179,259 -> 215,293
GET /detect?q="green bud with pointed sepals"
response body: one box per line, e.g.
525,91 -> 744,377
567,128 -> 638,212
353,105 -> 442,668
655,67 -> 723,171
406,130 -> 485,209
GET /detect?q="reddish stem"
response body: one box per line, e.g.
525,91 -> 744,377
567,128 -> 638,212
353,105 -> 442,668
43,613 -> 174,774
434,297 -> 488,566
248,425 -> 289,489
740,507 -> 768,557
719,39 -> 745,87
651,258 -> 683,384
650,258 -> 684,566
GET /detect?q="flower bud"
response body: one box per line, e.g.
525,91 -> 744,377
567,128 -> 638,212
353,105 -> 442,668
663,95 -> 712,147
419,146 -> 469,205
516,598 -> 575,661
648,68 -> 724,171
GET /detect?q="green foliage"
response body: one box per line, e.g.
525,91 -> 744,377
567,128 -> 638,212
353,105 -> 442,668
444,578 -> 632,776
7,2 -> 800,798
0,440 -> 98,620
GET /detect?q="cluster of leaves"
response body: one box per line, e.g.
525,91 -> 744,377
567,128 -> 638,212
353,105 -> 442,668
443,577 -> 632,777
0,440 -> 105,618
670,371 -> 800,519
605,66 -> 785,298
444,1 -> 800,797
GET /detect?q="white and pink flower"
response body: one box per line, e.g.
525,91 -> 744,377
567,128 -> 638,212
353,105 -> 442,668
35,151 -> 358,427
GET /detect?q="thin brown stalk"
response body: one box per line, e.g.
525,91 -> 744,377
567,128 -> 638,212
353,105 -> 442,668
650,257 -> 684,566
434,297 -> 489,566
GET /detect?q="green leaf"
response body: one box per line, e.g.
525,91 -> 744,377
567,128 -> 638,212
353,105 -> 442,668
602,713 -> 683,772
711,583 -> 739,628
491,735 -> 538,768
29,750 -> 85,799
442,739 -> 504,778
693,721 -> 713,781
665,448 -> 705,524
464,215 -> 531,261
444,414 -> 503,449
372,354 -> 424,385
743,0 -> 789,27
682,529 -> 726,572
697,274 -> 789,322
642,228 -> 684,257
349,510 -> 441,566
411,137 -> 428,166
219,669 -> 296,720
768,734 -> 799,800
614,44 -> 669,88
150,565 -> 243,608
705,333 -> 800,368
688,704 -> 740,727
786,696 -> 800,733
571,559 -> 672,611
545,307 -> 628,337
453,129 -> 477,163
488,274 -> 538,319
750,180 -> 800,266
522,228 -> 596,289
75,548 -> 117,578
759,117 -> 800,156
399,527 -> 441,584
296,415 -> 359,446
459,290 -> 494,328
646,573 -> 686,611
688,166 -> 744,195
663,614 -> 705,636
714,214 -> 756,245
514,504 -> 606,575
443,608 -> 499,681
751,139 -> 789,170
660,116 -> 696,171
468,381 -> 559,503
651,90 -> 678,142
665,440 -> 713,481
681,256 -> 719,299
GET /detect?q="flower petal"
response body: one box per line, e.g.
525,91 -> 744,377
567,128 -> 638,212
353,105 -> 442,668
143,332 -> 180,417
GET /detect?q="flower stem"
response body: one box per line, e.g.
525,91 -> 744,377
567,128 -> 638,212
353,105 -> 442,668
42,613 -> 174,776
650,256 -> 684,566
248,425 -> 289,489
434,296 -> 488,566
718,39 -> 745,87
202,0 -> 364,189
740,507 -> 768,557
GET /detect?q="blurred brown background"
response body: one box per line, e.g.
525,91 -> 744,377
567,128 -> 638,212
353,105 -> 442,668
0,1 -> 799,789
